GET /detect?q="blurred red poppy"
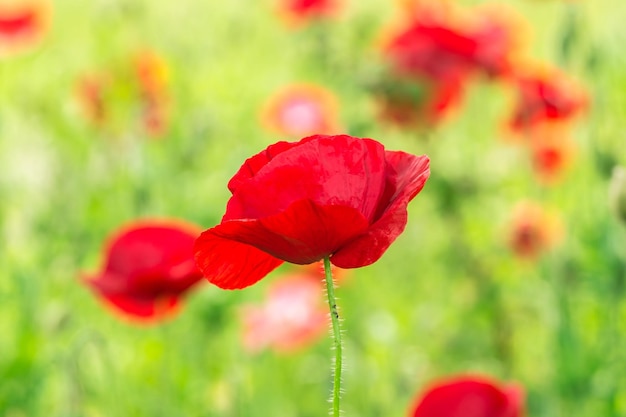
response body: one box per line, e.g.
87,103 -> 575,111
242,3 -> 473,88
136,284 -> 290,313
0,0 -> 49,56
382,3 -> 472,86
84,219 -> 205,323
261,83 -> 340,137
241,273 -> 327,353
375,2 -> 527,127
508,201 -> 562,259
277,0 -> 342,26
507,64 -> 587,133
194,134 -> 430,290
409,375 -> 524,417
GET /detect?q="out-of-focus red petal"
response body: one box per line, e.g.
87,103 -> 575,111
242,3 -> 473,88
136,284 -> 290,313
224,135 -> 387,223
100,293 -> 180,322
332,153 -> 430,268
411,377 -> 516,417
85,274 -> 180,322
197,199 -> 370,286
104,220 -> 201,283
503,383 -> 525,417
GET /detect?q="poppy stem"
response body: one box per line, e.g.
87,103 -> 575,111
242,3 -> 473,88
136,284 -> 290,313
323,256 -> 342,417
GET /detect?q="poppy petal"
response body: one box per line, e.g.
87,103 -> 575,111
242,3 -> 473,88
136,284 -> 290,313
104,220 -> 201,279
195,199 -> 370,289
224,135 -> 387,223
194,231 -> 285,290
412,377 -> 514,417
101,293 -> 180,321
86,274 -> 180,322
331,152 -> 430,268
227,140 -> 303,193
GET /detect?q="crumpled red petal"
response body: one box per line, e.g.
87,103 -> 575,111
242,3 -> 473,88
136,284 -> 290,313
331,152 -> 430,268
223,135 -> 387,223
195,199 -> 370,289
227,140 -> 302,194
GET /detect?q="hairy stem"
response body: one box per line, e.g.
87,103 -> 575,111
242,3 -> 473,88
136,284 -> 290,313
323,256 -> 342,417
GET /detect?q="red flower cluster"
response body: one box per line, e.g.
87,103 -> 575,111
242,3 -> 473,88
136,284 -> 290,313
409,375 -> 524,417
505,64 -> 586,183
76,50 -> 171,138
194,134 -> 430,290
240,271 -> 328,353
261,83 -> 341,138
84,220 -> 205,323
0,0 -> 49,56
376,1 -> 525,127
375,2 -> 588,184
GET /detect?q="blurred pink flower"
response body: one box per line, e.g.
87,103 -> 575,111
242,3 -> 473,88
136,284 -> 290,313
240,273 -> 328,353
409,375 -> 524,417
261,83 -> 340,137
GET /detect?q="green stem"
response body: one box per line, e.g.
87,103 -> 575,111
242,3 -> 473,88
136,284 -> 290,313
323,256 -> 342,417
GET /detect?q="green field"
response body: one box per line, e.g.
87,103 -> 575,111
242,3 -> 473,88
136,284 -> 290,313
2,0 -> 626,416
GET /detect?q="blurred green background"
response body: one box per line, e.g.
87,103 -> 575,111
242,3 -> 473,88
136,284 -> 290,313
2,0 -> 626,416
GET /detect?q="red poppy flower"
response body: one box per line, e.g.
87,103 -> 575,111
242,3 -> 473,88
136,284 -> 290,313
84,219 -> 205,323
377,2 -> 475,126
382,6 -> 472,84
508,201 -> 562,259
194,134 -> 430,290
508,64 -> 587,133
0,0 -> 49,56
409,375 -> 524,417
277,0 -> 341,26
261,84 -> 340,137
241,273 -> 328,353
